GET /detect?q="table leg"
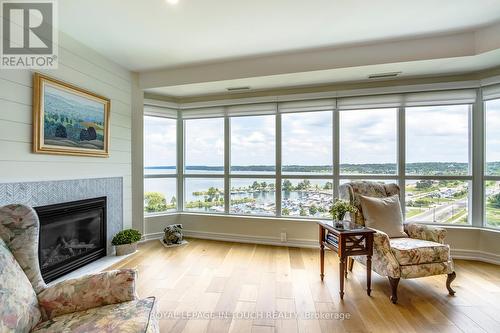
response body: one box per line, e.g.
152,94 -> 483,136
345,257 -> 349,278
366,254 -> 372,296
319,226 -> 325,281
339,256 -> 345,299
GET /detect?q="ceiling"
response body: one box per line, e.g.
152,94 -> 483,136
58,0 -> 500,97
144,50 -> 500,97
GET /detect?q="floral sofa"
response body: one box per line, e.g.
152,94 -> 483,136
339,182 -> 456,303
0,204 -> 159,332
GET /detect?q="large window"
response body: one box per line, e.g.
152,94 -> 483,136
144,178 -> 177,214
405,105 -> 471,224
281,111 -> 334,218
144,116 -> 176,175
185,178 -> 224,213
144,115 -> 177,215
485,98 -> 500,228
231,115 -> 275,174
282,111 -> 332,174
340,108 -> 397,175
228,115 -> 276,216
485,99 -> 500,176
230,179 -> 276,216
406,105 -> 470,176
185,118 -> 224,174
143,86 -> 500,228
282,179 -> 333,218
405,180 -> 469,224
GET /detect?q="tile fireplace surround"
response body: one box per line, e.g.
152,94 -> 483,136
0,177 -> 123,256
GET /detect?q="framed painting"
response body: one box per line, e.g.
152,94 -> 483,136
33,73 -> 111,157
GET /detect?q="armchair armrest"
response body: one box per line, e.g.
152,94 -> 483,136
405,223 -> 446,244
38,269 -> 138,320
370,230 -> 400,278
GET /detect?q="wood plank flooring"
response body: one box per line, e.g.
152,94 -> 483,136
108,239 -> 500,333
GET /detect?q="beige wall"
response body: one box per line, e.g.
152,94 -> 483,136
0,32 -> 135,229
145,214 -> 500,263
479,229 -> 500,255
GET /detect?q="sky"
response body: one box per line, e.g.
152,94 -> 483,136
406,105 -> 469,164
340,108 -> 396,164
486,99 -> 500,164
144,116 -> 176,168
144,103 -> 493,167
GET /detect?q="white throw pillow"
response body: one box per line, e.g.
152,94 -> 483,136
359,194 -> 408,238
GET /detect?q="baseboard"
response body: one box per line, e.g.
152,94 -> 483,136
142,231 -> 499,265
451,249 -> 500,265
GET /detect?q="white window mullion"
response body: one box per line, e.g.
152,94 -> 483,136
398,106 -> 406,218
333,108 -> 340,200
224,116 -> 230,214
275,112 -> 282,217
177,113 -> 184,212
472,89 -> 484,227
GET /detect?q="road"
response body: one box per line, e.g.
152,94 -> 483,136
406,198 -> 467,223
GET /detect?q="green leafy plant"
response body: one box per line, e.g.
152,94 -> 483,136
330,199 -> 357,221
112,229 -> 142,246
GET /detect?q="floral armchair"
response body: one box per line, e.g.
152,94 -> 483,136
0,204 -> 159,332
339,182 -> 456,303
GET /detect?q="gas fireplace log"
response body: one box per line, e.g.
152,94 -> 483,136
48,243 -> 62,259
61,237 -> 75,256
66,243 -> 96,249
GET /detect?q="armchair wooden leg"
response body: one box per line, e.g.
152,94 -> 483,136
388,277 -> 400,304
348,257 -> 354,272
446,272 -> 456,295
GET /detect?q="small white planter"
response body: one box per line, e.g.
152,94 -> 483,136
115,242 -> 137,256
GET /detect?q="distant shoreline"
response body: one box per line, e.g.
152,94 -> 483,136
144,162 -> 500,175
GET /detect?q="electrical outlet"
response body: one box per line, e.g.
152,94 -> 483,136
280,232 -> 287,242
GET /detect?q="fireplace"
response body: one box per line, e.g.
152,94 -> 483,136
35,197 -> 107,283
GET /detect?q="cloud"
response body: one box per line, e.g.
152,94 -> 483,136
406,106 -> 469,163
185,118 -> 224,165
144,117 -> 177,166
340,109 -> 397,164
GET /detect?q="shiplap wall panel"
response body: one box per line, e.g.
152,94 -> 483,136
0,32 -> 133,229
0,66 -> 131,111
0,100 -> 31,123
57,33 -> 131,83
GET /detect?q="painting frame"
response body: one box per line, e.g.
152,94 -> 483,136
33,73 -> 111,157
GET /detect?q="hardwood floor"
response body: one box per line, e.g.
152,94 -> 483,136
108,239 -> 500,333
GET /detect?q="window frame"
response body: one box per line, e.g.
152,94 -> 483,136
402,103 -> 474,225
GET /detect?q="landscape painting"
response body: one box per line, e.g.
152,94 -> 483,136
33,73 -> 110,157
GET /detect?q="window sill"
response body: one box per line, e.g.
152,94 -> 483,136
146,211 -> 326,223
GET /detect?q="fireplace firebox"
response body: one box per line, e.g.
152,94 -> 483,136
35,197 -> 107,283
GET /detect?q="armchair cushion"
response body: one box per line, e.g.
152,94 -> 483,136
405,223 -> 446,244
355,230 -> 401,278
359,195 -> 407,238
0,238 -> 42,333
339,181 -> 401,226
400,260 -> 454,279
38,269 -> 138,320
32,297 -> 157,333
390,238 -> 450,266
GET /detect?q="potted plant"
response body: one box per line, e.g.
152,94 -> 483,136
112,229 -> 142,256
330,199 -> 357,224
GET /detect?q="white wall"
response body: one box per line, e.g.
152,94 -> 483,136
0,32 -> 134,228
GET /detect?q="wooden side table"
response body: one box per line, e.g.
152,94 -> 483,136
317,220 -> 375,299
